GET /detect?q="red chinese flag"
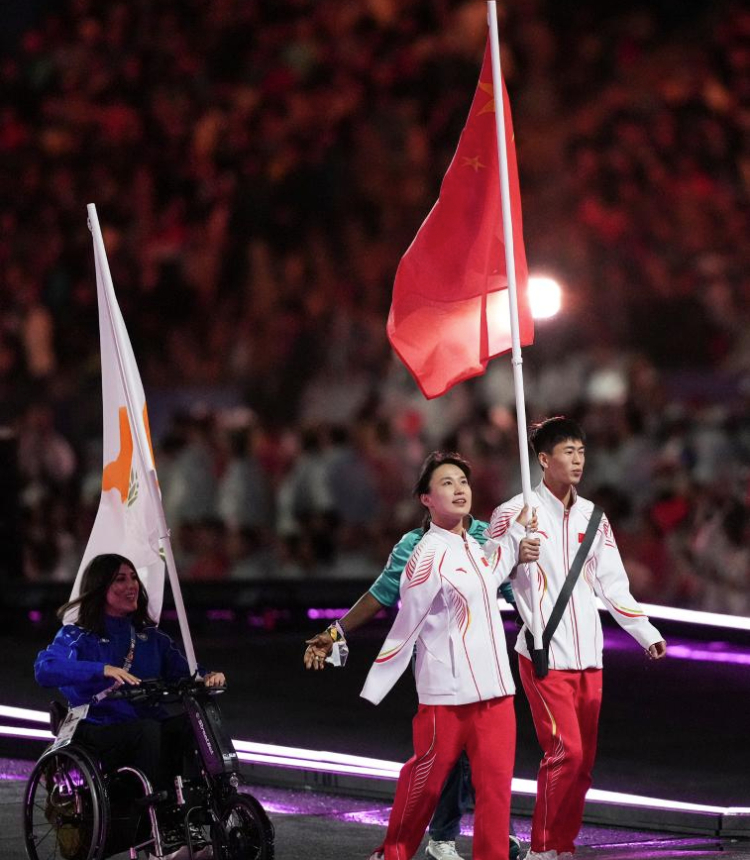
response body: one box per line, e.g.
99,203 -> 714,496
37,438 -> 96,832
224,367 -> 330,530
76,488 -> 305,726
387,41 -> 533,399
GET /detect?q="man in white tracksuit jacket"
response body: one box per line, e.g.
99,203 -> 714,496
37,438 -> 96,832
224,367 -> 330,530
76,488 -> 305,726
487,417 -> 667,860
361,451 -> 539,860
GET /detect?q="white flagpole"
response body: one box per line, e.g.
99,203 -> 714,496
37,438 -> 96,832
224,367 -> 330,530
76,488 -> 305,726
87,203 -> 198,675
486,3 -> 542,651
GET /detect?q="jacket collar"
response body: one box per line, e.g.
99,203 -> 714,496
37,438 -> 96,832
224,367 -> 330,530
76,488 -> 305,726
428,521 -> 467,543
536,478 -> 578,514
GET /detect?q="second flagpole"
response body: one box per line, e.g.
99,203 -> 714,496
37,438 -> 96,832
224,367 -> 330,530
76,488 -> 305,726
88,203 -> 199,675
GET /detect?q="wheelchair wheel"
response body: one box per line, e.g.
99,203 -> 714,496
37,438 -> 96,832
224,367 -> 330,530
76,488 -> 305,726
213,793 -> 274,860
23,746 -> 108,860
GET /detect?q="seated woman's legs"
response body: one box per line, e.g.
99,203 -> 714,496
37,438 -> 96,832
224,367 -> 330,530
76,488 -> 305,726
76,714 -> 196,792
76,720 -> 163,788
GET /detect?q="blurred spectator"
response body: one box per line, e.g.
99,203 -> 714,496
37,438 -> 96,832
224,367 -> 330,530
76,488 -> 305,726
1,0 -> 748,612
217,415 -> 275,534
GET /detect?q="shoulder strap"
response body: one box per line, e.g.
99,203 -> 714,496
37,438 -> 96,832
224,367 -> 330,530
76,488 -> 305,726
542,505 -> 603,650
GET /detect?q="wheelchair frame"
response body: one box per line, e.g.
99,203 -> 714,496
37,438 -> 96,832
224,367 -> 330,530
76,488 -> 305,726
23,678 -> 275,860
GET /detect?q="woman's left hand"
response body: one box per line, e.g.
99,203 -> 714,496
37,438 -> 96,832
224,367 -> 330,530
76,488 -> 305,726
203,671 -> 226,687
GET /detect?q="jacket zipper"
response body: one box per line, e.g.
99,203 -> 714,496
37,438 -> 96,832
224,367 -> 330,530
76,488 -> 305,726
463,535 -> 507,695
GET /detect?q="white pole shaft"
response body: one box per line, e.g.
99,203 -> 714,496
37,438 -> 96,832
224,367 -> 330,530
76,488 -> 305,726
486,1 -> 533,508
87,203 -> 198,674
147,470 -> 198,673
486,4 -> 542,650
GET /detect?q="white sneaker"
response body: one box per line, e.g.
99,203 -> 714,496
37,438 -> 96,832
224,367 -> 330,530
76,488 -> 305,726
368,853 -> 384,860
523,852 -> 557,860
425,841 -> 465,860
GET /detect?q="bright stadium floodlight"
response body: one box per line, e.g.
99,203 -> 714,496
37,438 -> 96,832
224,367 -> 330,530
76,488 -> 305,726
528,275 -> 562,320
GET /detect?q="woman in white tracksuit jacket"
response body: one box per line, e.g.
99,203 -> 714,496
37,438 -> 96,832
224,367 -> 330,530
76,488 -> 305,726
361,451 -> 539,860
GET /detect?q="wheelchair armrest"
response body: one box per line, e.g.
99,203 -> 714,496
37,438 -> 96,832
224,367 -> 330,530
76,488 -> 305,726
49,700 -> 68,736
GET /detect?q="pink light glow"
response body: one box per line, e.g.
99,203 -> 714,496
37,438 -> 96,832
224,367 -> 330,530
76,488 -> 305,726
306,609 -> 349,620
207,610 -> 235,622
667,645 -> 750,666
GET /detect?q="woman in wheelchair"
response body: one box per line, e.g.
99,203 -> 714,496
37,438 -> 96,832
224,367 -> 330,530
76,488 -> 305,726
30,553 -> 236,860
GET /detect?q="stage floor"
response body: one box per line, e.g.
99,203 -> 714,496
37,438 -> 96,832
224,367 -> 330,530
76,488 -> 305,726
2,775 -> 750,860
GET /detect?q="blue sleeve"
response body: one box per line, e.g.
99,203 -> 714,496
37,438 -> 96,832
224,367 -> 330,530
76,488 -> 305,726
369,530 -> 422,607
34,626 -> 106,688
469,519 -> 516,606
152,629 -> 195,681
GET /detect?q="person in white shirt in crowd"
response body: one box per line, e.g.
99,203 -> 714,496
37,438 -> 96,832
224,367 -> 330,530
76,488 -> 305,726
487,417 -> 667,860
361,451 -> 539,860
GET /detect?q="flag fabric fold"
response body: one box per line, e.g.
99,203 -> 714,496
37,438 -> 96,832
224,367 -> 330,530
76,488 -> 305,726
387,40 -> 533,399
65,206 -> 165,623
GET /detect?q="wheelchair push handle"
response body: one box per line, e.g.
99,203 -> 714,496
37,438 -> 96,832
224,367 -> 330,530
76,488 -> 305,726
106,675 -> 227,703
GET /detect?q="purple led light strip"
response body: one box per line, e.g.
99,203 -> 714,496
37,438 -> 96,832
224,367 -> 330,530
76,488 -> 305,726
0,725 -> 54,740
308,603 -> 750,631
2,714 -> 748,816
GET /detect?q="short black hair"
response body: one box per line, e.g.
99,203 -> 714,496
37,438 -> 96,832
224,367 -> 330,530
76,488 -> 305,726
529,417 -> 586,456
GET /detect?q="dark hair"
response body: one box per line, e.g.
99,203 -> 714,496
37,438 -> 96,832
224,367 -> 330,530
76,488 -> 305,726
529,417 -> 586,457
57,554 -> 155,636
413,451 -> 471,532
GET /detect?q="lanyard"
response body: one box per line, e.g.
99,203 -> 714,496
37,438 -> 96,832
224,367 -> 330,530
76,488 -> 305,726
92,624 -> 136,704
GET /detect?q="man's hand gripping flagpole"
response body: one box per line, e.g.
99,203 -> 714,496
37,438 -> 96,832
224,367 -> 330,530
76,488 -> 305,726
486,2 -> 542,653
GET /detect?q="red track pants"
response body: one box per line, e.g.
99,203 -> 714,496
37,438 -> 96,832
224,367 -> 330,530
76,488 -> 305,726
379,696 -> 516,860
519,655 -> 603,855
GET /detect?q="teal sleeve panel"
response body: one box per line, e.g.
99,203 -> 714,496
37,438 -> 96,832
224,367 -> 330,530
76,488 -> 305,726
468,519 -> 490,545
499,579 -> 516,606
368,529 -> 422,607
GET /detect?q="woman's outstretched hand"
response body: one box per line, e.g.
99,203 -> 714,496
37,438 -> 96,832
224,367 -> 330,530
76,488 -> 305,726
304,632 -> 334,670
648,641 -> 667,660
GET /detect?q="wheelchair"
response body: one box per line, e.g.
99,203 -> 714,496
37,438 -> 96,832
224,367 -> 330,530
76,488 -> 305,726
23,677 -> 275,860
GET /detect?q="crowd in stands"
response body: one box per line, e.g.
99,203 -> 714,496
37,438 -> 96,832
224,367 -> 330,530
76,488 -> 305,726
1,0 -> 748,613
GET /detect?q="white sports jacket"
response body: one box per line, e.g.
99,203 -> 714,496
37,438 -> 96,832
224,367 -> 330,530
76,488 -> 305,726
361,521 -> 524,706
487,481 -> 662,671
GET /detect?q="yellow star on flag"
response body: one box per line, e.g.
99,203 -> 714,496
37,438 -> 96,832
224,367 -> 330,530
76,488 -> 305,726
462,155 -> 486,172
477,81 -> 495,115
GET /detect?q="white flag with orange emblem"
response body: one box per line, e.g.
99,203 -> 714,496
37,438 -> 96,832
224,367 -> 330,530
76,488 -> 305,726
65,204 -> 166,623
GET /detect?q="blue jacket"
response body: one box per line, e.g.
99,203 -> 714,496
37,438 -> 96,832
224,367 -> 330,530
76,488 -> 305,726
35,615 -> 196,725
